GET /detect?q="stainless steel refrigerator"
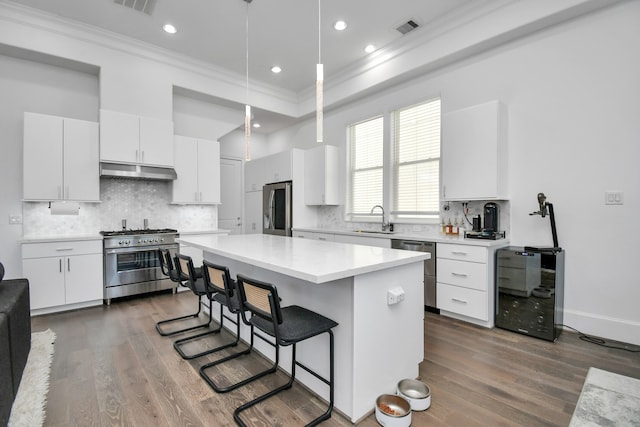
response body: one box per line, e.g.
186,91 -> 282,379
263,181 -> 292,236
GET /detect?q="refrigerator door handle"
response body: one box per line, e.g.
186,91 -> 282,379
268,189 -> 275,230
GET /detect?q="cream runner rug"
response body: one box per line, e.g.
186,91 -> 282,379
570,367 -> 640,427
8,329 -> 56,427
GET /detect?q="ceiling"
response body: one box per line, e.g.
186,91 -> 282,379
4,0 -> 481,132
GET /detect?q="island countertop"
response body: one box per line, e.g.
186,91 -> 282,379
177,234 -> 429,284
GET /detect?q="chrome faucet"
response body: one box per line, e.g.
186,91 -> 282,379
370,205 -> 389,231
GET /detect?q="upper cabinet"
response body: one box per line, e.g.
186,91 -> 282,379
23,112 -> 99,202
441,101 -> 508,201
100,109 -> 174,167
171,135 -> 220,204
244,150 -> 293,192
304,145 -> 339,205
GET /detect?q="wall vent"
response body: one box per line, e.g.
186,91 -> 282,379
113,0 -> 156,15
396,19 -> 419,35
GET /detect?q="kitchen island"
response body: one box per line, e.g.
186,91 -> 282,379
177,234 -> 429,422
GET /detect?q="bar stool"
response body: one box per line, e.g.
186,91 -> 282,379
155,250 -> 210,337
233,274 -> 338,427
173,259 -> 243,359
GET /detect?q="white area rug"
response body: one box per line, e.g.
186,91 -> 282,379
570,367 -> 640,427
8,329 -> 56,427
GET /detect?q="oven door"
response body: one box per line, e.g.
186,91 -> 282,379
104,244 -> 178,288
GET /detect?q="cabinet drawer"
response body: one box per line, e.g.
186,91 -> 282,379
437,283 -> 488,321
22,240 -> 102,259
437,258 -> 487,291
438,243 -> 486,263
293,231 -> 335,242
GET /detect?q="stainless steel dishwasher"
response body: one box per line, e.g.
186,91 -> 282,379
391,239 -> 438,313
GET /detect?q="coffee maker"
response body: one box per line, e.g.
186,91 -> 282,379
483,202 -> 499,232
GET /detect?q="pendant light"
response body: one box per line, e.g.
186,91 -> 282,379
316,0 -> 323,143
244,0 -> 251,160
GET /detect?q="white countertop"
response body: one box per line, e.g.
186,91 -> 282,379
293,227 -> 510,247
177,234 -> 429,284
21,234 -> 102,243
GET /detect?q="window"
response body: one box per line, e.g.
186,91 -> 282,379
392,98 -> 441,220
346,97 -> 440,223
347,116 -> 383,217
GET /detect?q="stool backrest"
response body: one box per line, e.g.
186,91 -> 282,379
202,260 -> 236,306
175,253 -> 206,294
236,274 -> 283,325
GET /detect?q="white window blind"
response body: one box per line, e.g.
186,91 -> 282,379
348,116 -> 383,215
392,98 -> 441,218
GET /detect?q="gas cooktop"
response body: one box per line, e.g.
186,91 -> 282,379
100,228 -> 178,237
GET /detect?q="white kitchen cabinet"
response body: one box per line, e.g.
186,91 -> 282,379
441,101 -> 507,201
22,239 -> 103,312
244,150 -> 293,192
244,190 -> 263,234
304,145 -> 339,205
23,112 -> 99,201
436,242 -> 503,327
172,136 -> 220,204
100,109 -> 174,167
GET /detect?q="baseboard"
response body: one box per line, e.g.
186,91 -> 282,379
563,309 -> 640,346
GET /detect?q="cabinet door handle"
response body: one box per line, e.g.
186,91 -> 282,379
141,150 -> 145,162
318,237 -> 327,241
67,258 -> 70,272
56,248 -> 73,252
59,259 -> 62,273
452,297 -> 468,304
452,251 -> 468,256
136,149 -> 139,162
451,272 -> 468,277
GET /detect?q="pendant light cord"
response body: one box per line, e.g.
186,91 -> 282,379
318,0 -> 321,64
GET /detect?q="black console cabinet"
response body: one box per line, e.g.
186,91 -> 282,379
495,247 -> 565,341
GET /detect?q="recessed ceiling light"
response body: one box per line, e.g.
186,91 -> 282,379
162,24 -> 177,34
253,123 -> 261,128
271,65 -> 282,74
333,20 -> 347,31
364,44 -> 376,53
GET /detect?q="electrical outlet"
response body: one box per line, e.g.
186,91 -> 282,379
387,287 -> 405,305
605,191 -> 623,205
9,215 -> 22,224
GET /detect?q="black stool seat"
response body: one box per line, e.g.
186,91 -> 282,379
251,306 -> 337,344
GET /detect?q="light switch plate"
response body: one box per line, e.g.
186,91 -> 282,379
605,191 -> 623,205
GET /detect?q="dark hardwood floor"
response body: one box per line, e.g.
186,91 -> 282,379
31,291 -> 640,426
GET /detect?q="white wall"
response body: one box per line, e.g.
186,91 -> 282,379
269,2 -> 640,344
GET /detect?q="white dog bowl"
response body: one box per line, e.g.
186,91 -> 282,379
375,394 -> 411,427
397,378 -> 431,411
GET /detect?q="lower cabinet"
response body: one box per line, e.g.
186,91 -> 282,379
22,240 -> 103,311
436,242 -> 503,328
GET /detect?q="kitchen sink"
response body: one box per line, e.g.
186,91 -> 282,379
355,230 -> 395,235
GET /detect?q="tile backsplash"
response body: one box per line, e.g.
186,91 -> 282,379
23,180 -> 218,236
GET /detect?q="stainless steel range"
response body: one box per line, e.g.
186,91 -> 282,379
101,228 -> 179,305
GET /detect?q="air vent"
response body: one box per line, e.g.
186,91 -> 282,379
396,19 -> 419,35
113,0 -> 156,15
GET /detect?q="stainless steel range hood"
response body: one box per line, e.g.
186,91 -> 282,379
100,162 -> 177,181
